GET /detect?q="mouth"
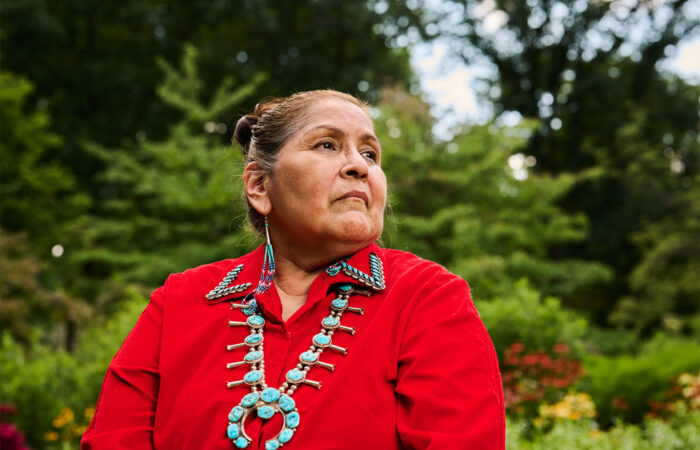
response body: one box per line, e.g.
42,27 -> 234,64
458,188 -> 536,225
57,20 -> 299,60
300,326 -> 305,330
337,190 -> 369,206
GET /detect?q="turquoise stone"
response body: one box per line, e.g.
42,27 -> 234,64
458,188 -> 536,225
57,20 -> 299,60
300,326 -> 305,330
247,315 -> 265,326
261,388 -> 280,403
235,436 -> 249,448
241,392 -> 260,407
331,299 -> 348,308
287,369 -> 304,382
243,370 -> 263,384
278,395 -> 295,412
227,423 -> 239,439
339,283 -> 352,291
244,351 -> 262,362
369,277 -> 375,283
242,299 -> 257,316
300,351 -> 318,363
228,406 -> 244,422
257,405 -> 275,419
245,334 -> 262,345
322,316 -> 339,327
265,440 -> 280,450
279,428 -> 294,443
286,411 -> 300,428
313,333 -> 331,346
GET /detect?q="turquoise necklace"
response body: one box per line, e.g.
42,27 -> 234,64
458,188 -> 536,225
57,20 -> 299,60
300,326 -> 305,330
209,248 -> 384,449
224,285 -> 361,449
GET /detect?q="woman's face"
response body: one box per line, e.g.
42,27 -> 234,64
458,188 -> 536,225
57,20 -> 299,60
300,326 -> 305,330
265,98 -> 387,253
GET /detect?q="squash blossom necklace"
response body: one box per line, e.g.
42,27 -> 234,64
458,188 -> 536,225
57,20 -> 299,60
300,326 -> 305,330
206,221 -> 385,449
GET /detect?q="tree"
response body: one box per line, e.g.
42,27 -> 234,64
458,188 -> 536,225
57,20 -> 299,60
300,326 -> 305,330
0,71 -> 91,347
79,44 -> 265,289
0,0 -> 422,185
432,0 -> 700,328
377,87 -> 611,300
0,71 -> 89,250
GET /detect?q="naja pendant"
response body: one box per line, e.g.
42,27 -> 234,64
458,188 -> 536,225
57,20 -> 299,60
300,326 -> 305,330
227,388 -> 300,449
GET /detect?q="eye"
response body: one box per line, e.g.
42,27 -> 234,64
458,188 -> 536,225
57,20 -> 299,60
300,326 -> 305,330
361,149 -> 378,163
316,141 -> 336,150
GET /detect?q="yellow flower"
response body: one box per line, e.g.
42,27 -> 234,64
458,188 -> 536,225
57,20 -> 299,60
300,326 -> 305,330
44,431 -> 59,442
52,407 -> 76,428
538,392 -> 597,421
72,424 -> 88,437
677,372 -> 696,386
60,407 -> 75,423
84,406 -> 96,421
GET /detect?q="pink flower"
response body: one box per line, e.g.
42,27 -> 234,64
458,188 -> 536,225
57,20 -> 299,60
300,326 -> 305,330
0,423 -> 30,450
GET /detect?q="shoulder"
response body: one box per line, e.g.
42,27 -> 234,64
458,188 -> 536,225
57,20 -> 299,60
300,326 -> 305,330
165,257 -> 241,285
158,246 -> 263,304
161,258 -> 240,296
379,248 -> 469,294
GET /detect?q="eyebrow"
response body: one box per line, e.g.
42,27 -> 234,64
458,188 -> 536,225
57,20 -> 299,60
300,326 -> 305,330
304,125 -> 380,145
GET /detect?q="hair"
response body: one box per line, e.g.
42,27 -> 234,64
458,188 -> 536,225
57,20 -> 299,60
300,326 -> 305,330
233,89 -> 370,234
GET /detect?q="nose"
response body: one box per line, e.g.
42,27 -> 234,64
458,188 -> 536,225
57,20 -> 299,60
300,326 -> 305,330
340,146 -> 369,180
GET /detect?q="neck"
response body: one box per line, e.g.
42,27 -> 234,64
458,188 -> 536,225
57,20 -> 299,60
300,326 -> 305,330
272,248 -> 328,322
267,230 -> 372,319
273,251 -> 325,297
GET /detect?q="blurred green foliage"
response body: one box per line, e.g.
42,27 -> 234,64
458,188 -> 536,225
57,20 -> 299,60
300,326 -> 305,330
438,0 -> 700,331
78,44 -> 263,285
477,279 -> 588,359
0,71 -> 90,251
377,90 -> 612,301
507,411 -> 700,450
583,326 -> 639,357
0,287 -> 146,448
0,0 -> 698,447
582,335 -> 700,426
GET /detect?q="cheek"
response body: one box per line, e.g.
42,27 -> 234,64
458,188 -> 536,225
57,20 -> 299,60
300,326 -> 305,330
371,170 -> 388,212
272,162 -> 327,212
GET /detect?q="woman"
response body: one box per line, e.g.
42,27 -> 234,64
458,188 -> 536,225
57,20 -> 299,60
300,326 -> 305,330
82,90 -> 505,449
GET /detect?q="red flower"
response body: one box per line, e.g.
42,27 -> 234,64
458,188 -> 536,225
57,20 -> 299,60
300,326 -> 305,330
553,342 -> 570,355
612,396 -> 629,411
551,378 -> 569,388
510,342 -> 525,353
522,354 -> 539,366
0,405 -> 17,416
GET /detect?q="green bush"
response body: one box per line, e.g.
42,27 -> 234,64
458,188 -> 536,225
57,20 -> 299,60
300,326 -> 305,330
507,410 -> 700,449
1,332 -> 87,447
582,334 -> 700,426
476,279 -> 588,360
584,326 -> 639,356
0,286 -> 147,448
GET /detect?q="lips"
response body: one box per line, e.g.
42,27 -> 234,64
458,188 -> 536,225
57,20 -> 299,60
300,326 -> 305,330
337,190 -> 369,206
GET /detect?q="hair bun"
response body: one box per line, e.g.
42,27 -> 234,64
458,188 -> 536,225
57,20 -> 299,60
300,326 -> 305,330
233,114 -> 258,155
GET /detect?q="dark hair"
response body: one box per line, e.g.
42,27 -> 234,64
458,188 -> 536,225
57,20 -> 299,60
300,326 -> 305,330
233,89 -> 370,234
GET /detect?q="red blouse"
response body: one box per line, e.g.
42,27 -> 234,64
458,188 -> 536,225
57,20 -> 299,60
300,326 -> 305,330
82,244 -> 505,449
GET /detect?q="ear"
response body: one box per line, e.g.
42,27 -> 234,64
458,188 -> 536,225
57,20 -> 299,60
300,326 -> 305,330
243,162 -> 272,216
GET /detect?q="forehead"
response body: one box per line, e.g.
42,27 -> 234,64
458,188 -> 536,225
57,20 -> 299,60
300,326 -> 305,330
299,98 -> 375,133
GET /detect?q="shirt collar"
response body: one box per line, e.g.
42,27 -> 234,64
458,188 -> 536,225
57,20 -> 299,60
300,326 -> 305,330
205,243 -> 386,305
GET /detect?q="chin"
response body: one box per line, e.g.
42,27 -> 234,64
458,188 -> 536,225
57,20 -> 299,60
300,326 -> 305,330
333,213 -> 382,246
